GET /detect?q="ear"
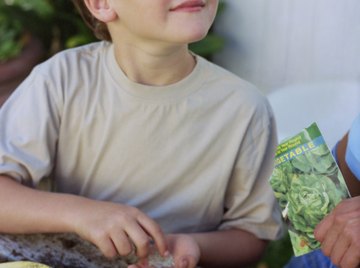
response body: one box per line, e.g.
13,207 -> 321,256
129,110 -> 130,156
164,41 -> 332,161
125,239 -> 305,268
83,0 -> 117,23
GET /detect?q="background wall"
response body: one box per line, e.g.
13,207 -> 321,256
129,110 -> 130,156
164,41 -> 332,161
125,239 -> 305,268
213,0 -> 360,146
213,0 -> 360,93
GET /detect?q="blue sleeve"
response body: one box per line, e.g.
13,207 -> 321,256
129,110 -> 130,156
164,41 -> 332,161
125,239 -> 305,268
345,114 -> 360,181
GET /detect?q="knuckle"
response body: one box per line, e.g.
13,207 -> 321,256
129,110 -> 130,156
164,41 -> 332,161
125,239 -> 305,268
91,229 -> 105,241
151,223 -> 162,235
354,238 -> 360,250
135,238 -> 149,257
343,225 -> 354,239
90,229 -> 108,243
120,245 -> 134,256
321,246 -> 331,257
101,248 -> 117,259
333,213 -> 346,225
137,237 -> 150,249
102,247 -> 117,259
127,205 -> 140,215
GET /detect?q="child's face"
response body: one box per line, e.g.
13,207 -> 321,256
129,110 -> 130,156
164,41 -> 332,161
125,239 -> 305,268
108,0 -> 219,45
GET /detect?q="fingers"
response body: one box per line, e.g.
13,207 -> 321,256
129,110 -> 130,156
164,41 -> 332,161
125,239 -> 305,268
76,201 -> 167,261
315,198 -> 360,268
110,229 -> 134,256
335,216 -> 360,268
337,242 -> 360,268
167,234 -> 200,268
93,233 -> 118,259
124,223 -> 152,258
176,256 -> 197,268
319,221 -> 341,256
314,212 -> 333,242
103,209 -> 167,259
326,232 -> 350,265
136,212 -> 168,256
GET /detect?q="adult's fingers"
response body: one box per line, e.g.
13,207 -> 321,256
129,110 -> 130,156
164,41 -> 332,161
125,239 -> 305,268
327,233 -> 351,266
314,213 -> 333,242
338,243 -> 360,268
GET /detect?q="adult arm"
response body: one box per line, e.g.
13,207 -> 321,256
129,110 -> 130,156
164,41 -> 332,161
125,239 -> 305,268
0,175 -> 168,259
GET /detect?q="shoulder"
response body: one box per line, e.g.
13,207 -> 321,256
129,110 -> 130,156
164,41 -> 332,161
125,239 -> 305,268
196,55 -> 273,119
197,56 -> 266,101
8,42 -> 112,111
31,41 -> 112,94
34,41 -> 111,77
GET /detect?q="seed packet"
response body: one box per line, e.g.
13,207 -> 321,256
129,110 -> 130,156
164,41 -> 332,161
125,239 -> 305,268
269,123 -> 350,256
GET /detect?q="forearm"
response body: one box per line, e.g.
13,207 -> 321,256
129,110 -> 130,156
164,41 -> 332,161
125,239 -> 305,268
0,175 -> 84,234
192,229 -> 268,268
0,175 -> 169,258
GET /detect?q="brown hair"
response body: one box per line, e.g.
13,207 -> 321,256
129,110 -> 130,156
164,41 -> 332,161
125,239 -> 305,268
72,0 -> 112,41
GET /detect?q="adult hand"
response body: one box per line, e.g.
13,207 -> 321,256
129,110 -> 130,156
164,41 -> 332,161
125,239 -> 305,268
314,196 -> 360,268
128,233 -> 200,268
69,198 -> 167,259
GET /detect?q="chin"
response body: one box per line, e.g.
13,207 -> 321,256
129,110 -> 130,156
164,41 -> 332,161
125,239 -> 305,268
176,27 -> 211,44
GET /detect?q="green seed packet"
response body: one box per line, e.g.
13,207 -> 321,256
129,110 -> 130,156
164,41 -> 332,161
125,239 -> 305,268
269,123 -> 350,256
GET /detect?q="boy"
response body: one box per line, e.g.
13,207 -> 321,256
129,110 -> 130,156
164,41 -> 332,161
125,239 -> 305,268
0,0 -> 282,267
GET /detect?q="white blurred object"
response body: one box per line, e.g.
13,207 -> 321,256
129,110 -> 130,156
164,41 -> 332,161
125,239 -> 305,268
267,80 -> 360,149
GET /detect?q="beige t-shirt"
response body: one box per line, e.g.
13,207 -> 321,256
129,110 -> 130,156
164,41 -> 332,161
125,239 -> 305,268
0,42 -> 282,239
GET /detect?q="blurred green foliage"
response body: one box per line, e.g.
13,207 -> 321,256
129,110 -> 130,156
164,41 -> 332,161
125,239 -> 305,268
0,0 -> 53,61
257,233 -> 293,268
0,0 -> 93,62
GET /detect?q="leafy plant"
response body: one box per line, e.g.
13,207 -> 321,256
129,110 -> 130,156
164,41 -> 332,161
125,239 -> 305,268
48,0 -> 96,53
0,0 -> 53,62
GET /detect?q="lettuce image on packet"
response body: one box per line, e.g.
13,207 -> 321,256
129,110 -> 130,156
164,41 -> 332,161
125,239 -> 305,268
269,123 -> 350,256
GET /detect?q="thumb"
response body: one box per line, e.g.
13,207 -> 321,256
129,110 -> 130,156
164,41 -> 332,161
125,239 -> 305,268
178,255 -> 197,268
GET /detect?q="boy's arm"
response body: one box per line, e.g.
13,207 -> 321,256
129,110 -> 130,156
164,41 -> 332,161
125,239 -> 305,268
0,175 -> 168,259
193,229 -> 267,268
0,175 -> 76,234
160,229 -> 267,268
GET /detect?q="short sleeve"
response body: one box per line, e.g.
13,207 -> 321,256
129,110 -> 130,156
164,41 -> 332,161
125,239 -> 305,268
345,113 -> 360,180
0,67 -> 61,186
219,101 -> 284,240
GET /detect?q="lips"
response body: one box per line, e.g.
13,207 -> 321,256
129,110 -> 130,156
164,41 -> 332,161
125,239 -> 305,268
170,0 -> 206,12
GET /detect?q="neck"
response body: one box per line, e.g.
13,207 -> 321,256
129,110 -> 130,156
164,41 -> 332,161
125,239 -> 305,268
112,42 -> 196,86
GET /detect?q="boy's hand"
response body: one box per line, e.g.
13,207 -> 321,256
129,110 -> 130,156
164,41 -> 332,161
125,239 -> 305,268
69,199 -> 167,260
314,196 -> 360,268
128,234 -> 200,268
166,234 -> 199,268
